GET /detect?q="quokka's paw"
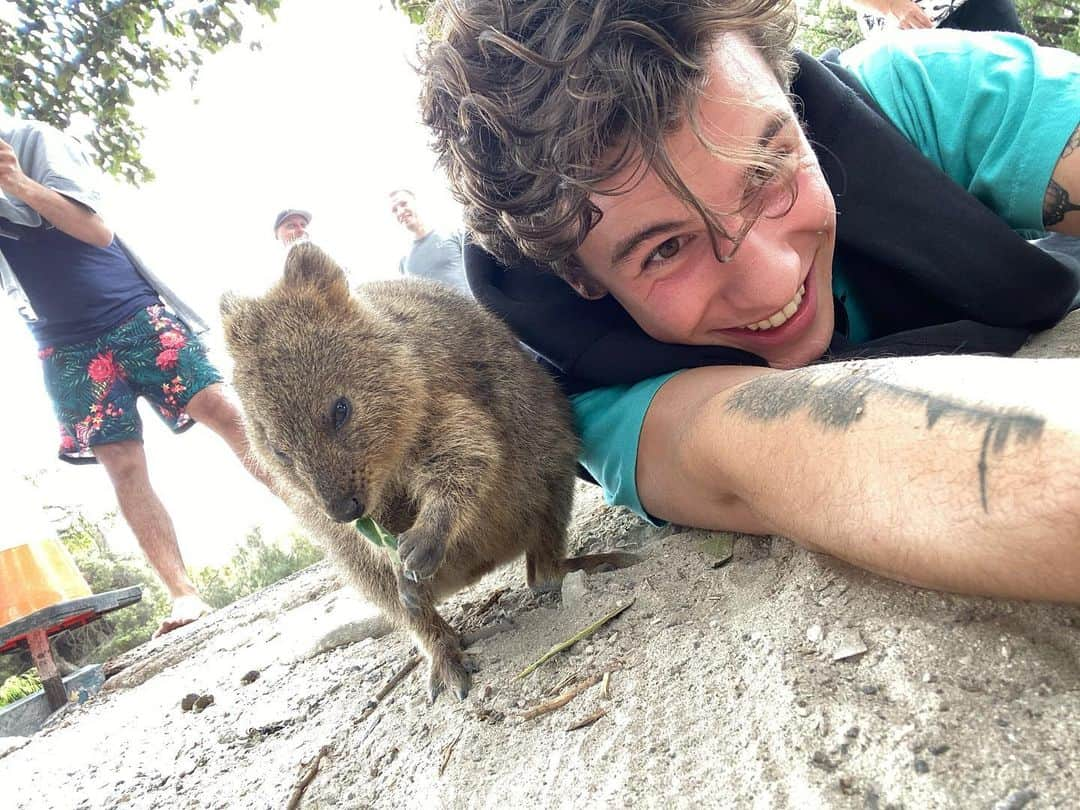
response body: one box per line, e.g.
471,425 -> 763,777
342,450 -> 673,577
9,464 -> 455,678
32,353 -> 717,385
396,567 -> 427,616
427,645 -> 473,703
398,526 -> 447,582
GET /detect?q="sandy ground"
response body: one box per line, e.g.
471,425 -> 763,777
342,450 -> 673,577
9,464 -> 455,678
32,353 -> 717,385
4,312 -> 1079,810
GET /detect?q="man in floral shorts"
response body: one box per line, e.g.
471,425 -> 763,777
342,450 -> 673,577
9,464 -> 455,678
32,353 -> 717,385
1,114 -> 274,637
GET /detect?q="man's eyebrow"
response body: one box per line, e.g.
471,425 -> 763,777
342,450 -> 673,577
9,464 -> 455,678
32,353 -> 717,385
757,109 -> 792,150
609,218 -> 693,269
606,110 -> 795,270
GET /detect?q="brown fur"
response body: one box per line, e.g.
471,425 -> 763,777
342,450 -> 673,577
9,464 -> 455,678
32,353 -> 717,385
221,243 -> 632,701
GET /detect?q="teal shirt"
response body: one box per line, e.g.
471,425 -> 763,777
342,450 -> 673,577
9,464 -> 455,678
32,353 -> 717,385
573,31 -> 1080,521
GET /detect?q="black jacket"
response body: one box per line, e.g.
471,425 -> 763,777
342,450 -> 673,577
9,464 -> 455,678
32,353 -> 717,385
466,52 -> 1078,395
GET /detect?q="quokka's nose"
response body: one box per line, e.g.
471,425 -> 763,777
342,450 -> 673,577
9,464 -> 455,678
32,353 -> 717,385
326,495 -> 365,523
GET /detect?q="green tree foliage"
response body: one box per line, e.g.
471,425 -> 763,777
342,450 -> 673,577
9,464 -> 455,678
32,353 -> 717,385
56,511 -> 172,663
0,669 -> 43,708
1017,0 -> 1080,51
388,0 -> 432,25
0,0 -> 281,184
798,0 -> 865,55
192,528 -> 324,609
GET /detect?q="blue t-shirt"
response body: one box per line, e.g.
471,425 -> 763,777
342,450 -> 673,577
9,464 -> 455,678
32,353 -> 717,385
573,31 -> 1080,521
1,226 -> 159,347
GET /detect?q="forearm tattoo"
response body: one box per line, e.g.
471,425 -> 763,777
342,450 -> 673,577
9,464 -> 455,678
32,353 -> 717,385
1044,123 -> 1080,227
725,366 -> 1044,512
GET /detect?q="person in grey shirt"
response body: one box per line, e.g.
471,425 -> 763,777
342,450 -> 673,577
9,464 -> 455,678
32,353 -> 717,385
390,188 -> 473,298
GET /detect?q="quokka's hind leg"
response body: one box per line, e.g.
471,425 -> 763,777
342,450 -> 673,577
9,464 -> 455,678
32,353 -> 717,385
526,544 -> 640,593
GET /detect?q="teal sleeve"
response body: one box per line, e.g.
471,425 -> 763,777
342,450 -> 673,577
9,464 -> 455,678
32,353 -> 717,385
570,371 -> 680,524
839,30 -> 1080,231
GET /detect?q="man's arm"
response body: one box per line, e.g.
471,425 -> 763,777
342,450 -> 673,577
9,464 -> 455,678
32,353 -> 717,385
1044,122 -> 1080,236
638,357 -> 1080,602
842,0 -> 933,28
0,139 -> 113,248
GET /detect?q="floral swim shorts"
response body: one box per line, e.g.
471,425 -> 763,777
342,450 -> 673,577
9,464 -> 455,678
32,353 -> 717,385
38,304 -> 224,463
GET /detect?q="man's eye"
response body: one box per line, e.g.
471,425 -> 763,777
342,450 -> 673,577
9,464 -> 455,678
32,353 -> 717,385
645,236 -> 686,267
332,396 -> 352,431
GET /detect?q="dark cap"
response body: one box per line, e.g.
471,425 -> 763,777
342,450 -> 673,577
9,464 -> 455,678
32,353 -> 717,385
273,208 -> 312,233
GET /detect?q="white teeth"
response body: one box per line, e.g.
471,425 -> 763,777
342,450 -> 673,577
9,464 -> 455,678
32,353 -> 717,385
745,284 -> 805,332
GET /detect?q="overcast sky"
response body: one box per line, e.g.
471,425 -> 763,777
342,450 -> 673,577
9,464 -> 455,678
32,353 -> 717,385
1,0 -> 462,564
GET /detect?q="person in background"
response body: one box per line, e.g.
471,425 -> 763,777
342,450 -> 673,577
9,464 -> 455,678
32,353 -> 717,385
1,114 -> 276,637
389,188 -> 473,298
273,208 -> 311,247
841,0 -> 1023,37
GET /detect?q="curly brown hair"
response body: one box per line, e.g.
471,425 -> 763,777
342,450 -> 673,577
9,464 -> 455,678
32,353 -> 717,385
419,0 -> 799,284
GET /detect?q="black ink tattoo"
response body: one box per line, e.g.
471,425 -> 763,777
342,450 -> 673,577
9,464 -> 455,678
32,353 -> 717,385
1059,123 -> 1080,161
1044,179 -> 1080,228
725,366 -> 1045,512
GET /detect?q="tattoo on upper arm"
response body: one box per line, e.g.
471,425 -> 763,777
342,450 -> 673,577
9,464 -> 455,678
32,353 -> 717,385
725,366 -> 1044,512
1045,123 -> 1080,227
1044,179 -> 1080,228
1059,125 -> 1080,161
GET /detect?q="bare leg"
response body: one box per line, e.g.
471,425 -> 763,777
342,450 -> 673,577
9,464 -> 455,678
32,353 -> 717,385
185,383 -> 278,493
92,440 -> 210,637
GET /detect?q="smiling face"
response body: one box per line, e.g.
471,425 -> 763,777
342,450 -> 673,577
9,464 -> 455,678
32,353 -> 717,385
574,34 -> 836,370
275,214 -> 309,246
390,191 -> 426,237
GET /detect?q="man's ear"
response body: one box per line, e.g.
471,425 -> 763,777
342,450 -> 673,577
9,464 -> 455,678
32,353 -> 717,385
564,272 -> 608,300
282,241 -> 350,301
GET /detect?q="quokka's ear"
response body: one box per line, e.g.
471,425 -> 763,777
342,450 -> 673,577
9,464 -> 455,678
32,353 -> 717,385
219,292 -> 265,352
282,241 -> 350,301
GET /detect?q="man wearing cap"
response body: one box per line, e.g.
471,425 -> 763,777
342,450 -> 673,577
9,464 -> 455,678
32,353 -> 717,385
274,209 -> 311,246
1,114 -> 275,637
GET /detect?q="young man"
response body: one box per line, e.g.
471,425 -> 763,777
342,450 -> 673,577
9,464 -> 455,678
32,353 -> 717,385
389,188 -> 473,297
273,208 -> 311,247
419,1 -> 1080,602
1,115 -> 274,636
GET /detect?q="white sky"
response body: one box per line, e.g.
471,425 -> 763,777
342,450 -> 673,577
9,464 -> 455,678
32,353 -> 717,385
1,0 -> 462,564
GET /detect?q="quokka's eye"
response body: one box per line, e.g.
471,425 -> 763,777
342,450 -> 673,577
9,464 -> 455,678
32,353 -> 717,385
271,445 -> 292,465
332,396 -> 352,431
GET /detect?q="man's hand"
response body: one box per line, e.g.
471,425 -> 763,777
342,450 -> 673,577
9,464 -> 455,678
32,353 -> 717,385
0,139 -> 32,198
0,137 -> 113,248
889,0 -> 934,28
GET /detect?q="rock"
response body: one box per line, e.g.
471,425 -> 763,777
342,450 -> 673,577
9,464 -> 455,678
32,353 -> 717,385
192,695 -> 214,713
240,670 -> 260,686
929,743 -> 950,756
700,533 -> 734,567
914,759 -> 929,774
993,788 -> 1038,810
180,693 -> 200,711
301,616 -> 393,660
561,570 -> 588,610
806,624 -> 824,643
831,629 -> 869,662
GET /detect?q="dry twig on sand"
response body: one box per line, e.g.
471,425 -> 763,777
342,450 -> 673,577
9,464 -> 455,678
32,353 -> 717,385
520,673 -> 604,720
566,709 -> 607,731
355,654 -> 423,726
439,728 -> 465,776
285,745 -> 331,810
515,600 -> 634,680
